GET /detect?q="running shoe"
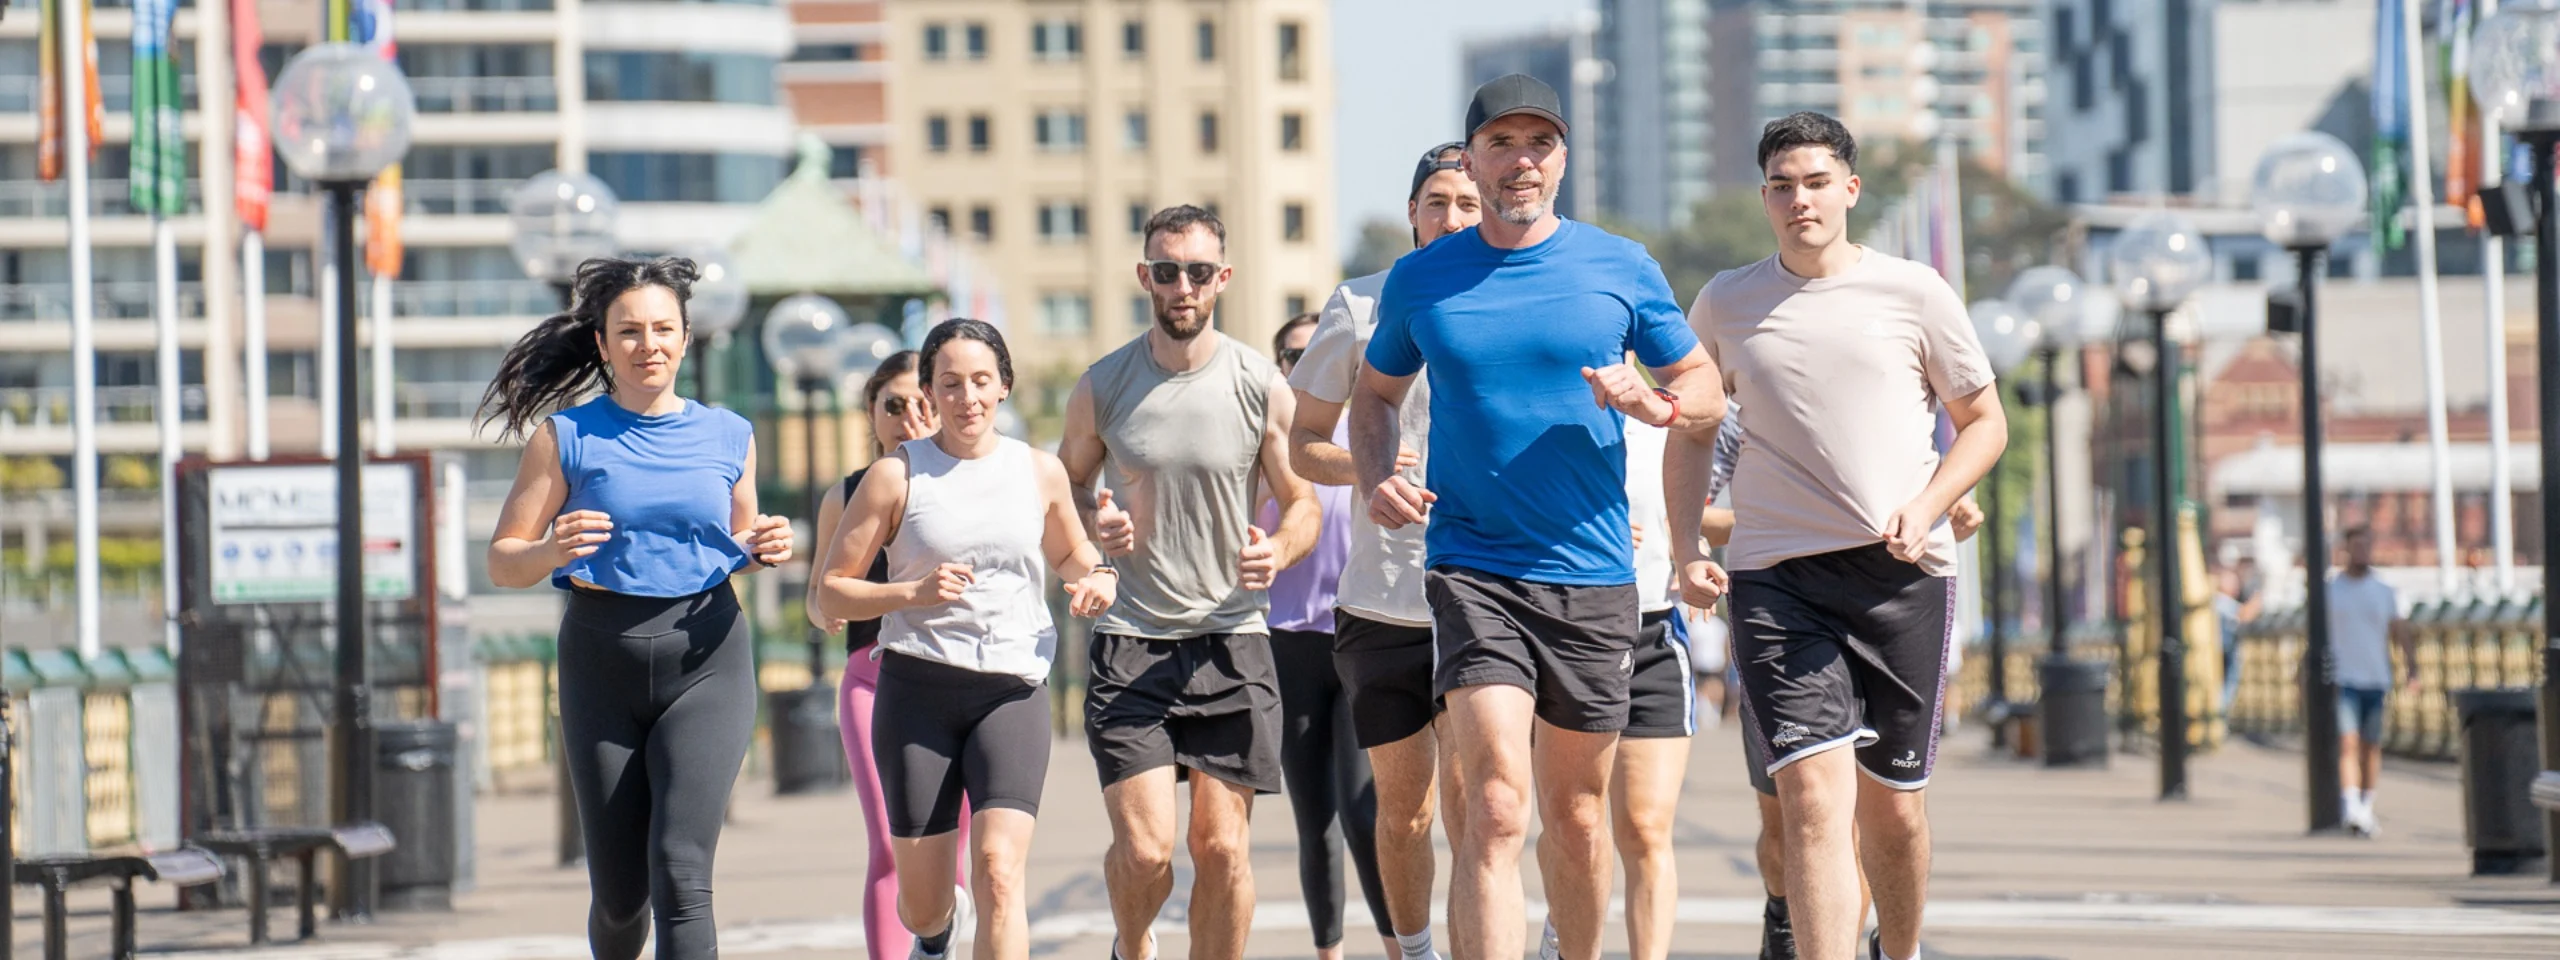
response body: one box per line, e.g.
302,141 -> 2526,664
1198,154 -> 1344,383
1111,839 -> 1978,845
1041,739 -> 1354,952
907,886 -> 975,960
1759,895 -> 1796,960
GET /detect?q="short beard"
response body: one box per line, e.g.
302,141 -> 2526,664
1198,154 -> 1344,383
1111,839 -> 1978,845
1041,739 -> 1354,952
1489,178 -> 1558,226
1152,293 -> 1214,341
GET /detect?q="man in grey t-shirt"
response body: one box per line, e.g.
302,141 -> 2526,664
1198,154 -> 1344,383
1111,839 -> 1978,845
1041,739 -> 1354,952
2326,526 -> 2413,837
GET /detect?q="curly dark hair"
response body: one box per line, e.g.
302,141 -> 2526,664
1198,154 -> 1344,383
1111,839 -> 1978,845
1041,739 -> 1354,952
477,255 -> 698,440
1756,111 -> 1859,176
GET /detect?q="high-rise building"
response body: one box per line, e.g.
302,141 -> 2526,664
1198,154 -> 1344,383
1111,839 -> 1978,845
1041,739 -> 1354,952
2042,0 -> 2217,204
880,0 -> 1335,413
1708,0 -> 2047,193
1460,27 -> 1590,221
784,0 -> 892,179
0,0 -> 796,637
1598,0 -> 1713,230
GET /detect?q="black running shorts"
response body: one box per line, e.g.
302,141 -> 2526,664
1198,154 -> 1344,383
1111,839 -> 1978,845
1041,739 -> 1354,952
1083,631 -> 1286,794
1332,612 -> 1439,749
872,651 -> 1052,837
1425,565 -> 1639,734
1729,543 -> 1954,790
1624,608 -> 1698,740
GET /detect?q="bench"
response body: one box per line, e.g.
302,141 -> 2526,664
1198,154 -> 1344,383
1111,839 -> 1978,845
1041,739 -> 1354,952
193,822 -> 397,944
13,847 -> 225,960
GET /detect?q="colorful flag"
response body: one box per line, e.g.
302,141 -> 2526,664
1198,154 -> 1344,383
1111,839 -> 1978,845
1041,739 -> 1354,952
355,0 -> 403,277
2442,0 -> 2485,226
38,0 -> 106,182
2372,0 -> 2411,252
127,0 -> 185,216
232,0 -> 273,231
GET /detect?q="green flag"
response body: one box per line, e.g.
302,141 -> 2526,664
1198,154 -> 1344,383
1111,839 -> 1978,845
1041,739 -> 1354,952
127,0 -> 184,216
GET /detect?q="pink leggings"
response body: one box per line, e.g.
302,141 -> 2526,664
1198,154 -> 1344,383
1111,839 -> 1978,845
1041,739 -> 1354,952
842,650 -> 969,959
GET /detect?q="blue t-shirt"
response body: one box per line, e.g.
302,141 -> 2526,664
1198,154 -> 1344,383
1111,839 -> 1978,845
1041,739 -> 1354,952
550,396 -> 755,597
1365,220 -> 1699,586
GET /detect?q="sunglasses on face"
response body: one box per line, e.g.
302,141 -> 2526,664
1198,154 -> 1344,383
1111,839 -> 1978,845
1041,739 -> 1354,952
1141,260 -> 1224,286
880,396 -> 915,417
1277,347 -> 1305,367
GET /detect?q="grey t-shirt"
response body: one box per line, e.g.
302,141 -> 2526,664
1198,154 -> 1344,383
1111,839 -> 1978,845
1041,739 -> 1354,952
1087,332 -> 1276,639
1288,271 -> 1434,627
2326,572 -> 2400,689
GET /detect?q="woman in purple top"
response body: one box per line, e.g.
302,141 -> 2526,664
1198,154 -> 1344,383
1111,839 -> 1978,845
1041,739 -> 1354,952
1262,314 -> 1394,960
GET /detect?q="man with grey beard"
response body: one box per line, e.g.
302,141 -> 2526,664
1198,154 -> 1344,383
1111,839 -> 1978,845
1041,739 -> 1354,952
1060,204 -> 1324,960
1352,74 -> 1728,960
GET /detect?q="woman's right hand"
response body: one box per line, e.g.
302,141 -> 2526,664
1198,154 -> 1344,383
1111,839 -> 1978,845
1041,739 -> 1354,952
910,562 -> 974,606
549,510 -> 614,567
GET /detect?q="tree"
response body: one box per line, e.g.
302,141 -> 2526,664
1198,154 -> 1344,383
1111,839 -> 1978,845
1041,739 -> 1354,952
1343,217 -> 1412,279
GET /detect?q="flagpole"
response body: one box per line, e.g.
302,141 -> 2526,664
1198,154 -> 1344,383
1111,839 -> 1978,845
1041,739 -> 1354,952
140,0 -> 183,655
65,0 -> 100,659
371,274 -> 393,455
245,230 -> 270,458
2482,0 -> 2518,593
2400,0 -> 2458,594
319,192 -> 339,459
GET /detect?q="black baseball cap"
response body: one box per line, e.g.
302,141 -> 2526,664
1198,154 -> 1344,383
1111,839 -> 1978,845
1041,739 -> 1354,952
1408,141 -> 1465,201
1464,73 -> 1568,140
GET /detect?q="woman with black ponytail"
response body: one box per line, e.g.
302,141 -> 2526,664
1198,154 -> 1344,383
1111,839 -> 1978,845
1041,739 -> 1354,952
481,255 -> 793,960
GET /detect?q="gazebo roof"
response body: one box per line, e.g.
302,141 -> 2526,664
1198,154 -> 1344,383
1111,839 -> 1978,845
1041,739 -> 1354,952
732,135 -> 939,299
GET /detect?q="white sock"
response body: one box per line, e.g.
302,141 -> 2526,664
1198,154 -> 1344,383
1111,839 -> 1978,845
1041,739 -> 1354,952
1395,927 -> 1436,960
2342,789 -> 2361,820
2361,790 -> 2378,818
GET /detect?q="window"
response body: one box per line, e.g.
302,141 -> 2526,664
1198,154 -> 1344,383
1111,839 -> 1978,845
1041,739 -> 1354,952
1035,110 -> 1087,151
826,143 -> 870,179
1039,201 -> 1089,243
965,22 -> 988,60
583,51 -> 779,105
1285,294 -> 1309,318
1277,21 -> 1303,81
1123,20 -> 1144,57
789,43 -> 868,63
928,206 -> 952,233
1032,18 -> 1082,61
1280,112 -> 1304,152
1282,203 -> 1306,243
587,151 -> 785,203
1199,111 -> 1219,154
1124,110 -> 1149,150
1127,202 -> 1148,236
923,23 -> 948,60
1041,293 -> 1093,335
926,114 -> 950,153
1196,18 -> 1216,62
968,114 -> 991,152
1130,295 -> 1152,329
969,205 -> 994,242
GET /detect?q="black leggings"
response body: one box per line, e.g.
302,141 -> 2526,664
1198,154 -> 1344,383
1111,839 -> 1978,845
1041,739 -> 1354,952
558,584 -> 756,960
1271,628 -> 1392,947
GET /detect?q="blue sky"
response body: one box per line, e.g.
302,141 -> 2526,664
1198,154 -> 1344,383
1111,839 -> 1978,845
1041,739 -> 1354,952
1332,0 -> 1594,260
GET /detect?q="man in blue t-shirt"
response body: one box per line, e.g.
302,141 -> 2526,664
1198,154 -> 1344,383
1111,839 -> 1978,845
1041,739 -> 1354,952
1349,73 -> 1728,960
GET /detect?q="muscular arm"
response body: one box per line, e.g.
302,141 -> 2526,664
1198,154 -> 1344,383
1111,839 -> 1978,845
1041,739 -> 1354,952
486,421 -> 574,589
1037,452 -> 1107,583
1259,372 -> 1321,570
1289,390 -> 1356,487
813,456 -> 920,623
1652,346 -> 1728,571
1352,365 -> 1416,495
1915,384 -> 2010,522
804,479 -> 849,630
1057,374 -> 1107,534
1701,506 -> 1736,549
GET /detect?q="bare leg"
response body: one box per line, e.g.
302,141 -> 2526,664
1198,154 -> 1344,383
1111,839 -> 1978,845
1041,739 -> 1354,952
2339,733 -> 2363,795
1368,729 -> 1440,944
1185,773 -> 1259,960
1442,685 -> 1538,960
1611,737 -> 1690,960
890,832 -> 962,943
1853,779 -> 1928,960
1754,791 -> 1785,896
1533,721 -> 1620,960
968,808 -> 1038,960
1101,769 -> 1179,960
1774,747 -> 1861,960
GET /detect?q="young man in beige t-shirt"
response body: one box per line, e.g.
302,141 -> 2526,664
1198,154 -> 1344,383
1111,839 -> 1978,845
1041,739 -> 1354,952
1684,113 -> 2008,960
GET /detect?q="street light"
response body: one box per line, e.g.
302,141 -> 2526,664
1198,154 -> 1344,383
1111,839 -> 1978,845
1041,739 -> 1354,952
676,244 -> 748,405
2251,130 -> 2368,834
2110,210 -> 2213,802
2009,265 -> 2111,767
1969,297 -> 2040,742
268,42 -> 415,920
507,169 -> 620,305
762,294 -> 854,796
2467,0 -> 2560,868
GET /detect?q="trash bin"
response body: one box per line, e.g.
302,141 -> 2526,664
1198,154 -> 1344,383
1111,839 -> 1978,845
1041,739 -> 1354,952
2456,689 -> 2547,875
2038,656 -> 2110,768
768,685 -> 849,795
375,720 -> 459,910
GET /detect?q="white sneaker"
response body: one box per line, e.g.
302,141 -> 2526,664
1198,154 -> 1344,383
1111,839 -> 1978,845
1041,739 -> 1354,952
1539,919 -> 1562,960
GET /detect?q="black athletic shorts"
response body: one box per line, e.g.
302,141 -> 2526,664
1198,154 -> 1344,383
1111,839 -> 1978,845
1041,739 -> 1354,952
1730,543 -> 1954,790
1624,608 -> 1698,740
1333,612 -> 1439,749
872,651 -> 1051,837
1084,631 -> 1286,794
1425,565 -> 1639,734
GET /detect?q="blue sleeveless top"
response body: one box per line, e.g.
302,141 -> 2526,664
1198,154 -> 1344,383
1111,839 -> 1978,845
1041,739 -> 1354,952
550,396 -> 755,597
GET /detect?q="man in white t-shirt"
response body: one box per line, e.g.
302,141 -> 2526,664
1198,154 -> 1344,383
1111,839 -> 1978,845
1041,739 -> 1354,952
1285,140 -> 1480,960
2326,526 -> 2414,837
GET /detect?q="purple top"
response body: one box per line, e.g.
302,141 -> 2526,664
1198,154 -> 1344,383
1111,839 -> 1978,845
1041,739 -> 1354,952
1261,421 -> 1354,634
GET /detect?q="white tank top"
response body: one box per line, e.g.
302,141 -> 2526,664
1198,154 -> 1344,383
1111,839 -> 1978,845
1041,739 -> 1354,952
879,436 -> 1057,681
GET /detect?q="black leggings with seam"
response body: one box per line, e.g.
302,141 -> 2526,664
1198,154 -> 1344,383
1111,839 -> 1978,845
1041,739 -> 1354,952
1272,627 -> 1393,947
557,583 -> 756,960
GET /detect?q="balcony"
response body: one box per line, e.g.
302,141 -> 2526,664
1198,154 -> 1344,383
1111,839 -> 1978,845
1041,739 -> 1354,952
408,76 -> 559,115
0,282 -> 206,323
0,180 -> 205,220
395,280 -> 559,319
0,384 -> 210,429
403,178 -> 517,216
0,74 -> 200,116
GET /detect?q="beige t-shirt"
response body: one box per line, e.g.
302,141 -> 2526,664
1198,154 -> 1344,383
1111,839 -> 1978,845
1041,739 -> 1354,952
1288,271 -> 1433,627
1689,248 -> 1993,577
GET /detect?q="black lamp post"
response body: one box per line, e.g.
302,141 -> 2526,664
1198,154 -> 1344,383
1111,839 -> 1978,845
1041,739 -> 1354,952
2252,130 -> 2371,832
2110,210 -> 2214,801
1969,298 -> 2041,739
762,293 -> 856,796
2009,266 -> 2110,766
270,43 -> 417,918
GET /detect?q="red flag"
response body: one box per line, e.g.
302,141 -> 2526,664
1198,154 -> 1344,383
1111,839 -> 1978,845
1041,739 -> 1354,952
37,0 -> 106,182
357,0 -> 402,277
232,0 -> 272,231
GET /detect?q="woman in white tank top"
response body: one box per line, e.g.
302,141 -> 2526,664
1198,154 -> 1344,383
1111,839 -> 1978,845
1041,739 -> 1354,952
814,319 -> 1116,960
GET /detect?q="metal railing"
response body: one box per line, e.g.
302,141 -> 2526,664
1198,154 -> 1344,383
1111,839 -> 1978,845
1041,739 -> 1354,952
2227,597 -> 2546,761
0,384 -> 210,427
407,76 -> 559,115
0,281 -> 209,323
0,74 -> 199,114
0,179 -> 207,220
394,280 -> 559,318
394,381 -> 493,421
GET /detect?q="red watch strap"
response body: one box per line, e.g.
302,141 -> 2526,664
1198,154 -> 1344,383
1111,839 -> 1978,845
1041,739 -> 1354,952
1652,387 -> 1680,429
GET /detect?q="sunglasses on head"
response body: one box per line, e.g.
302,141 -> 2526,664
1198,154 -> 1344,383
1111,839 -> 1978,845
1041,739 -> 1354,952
1141,260 -> 1224,286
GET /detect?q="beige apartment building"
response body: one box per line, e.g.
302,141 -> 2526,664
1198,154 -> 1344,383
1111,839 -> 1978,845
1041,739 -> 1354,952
878,0 -> 1336,413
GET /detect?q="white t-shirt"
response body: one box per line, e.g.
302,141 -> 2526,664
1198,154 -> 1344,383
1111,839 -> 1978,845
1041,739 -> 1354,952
2325,572 -> 2400,689
1288,271 -> 1434,626
1624,421 -> 1675,613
